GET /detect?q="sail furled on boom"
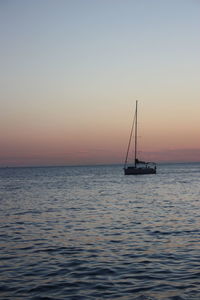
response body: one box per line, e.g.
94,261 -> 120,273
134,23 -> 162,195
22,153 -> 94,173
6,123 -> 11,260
135,158 -> 146,164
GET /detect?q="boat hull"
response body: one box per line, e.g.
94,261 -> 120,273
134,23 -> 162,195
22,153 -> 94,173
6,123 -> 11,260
124,166 -> 156,175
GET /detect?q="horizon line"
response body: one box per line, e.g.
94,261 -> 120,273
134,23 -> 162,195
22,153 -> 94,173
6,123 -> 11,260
1,161 -> 200,169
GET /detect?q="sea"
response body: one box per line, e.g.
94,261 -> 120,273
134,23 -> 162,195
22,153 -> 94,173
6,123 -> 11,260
0,163 -> 200,300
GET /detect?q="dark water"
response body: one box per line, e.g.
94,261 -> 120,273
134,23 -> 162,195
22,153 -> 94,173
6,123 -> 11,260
0,163 -> 200,300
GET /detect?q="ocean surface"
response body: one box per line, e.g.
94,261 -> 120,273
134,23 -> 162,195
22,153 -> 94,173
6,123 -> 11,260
0,163 -> 200,300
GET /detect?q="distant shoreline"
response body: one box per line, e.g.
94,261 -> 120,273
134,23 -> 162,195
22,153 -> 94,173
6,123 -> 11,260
1,161 -> 200,169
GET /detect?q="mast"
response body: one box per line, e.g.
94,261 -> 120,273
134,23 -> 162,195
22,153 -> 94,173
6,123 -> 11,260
124,105 -> 136,168
134,100 -> 138,167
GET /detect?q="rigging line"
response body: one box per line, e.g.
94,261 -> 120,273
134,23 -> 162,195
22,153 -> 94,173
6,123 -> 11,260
134,100 -> 138,167
124,106 -> 136,168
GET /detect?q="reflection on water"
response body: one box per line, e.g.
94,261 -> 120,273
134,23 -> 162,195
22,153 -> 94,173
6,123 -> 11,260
0,163 -> 200,299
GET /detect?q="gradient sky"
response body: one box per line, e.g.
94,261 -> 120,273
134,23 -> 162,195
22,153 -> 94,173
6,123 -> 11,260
1,0 -> 200,166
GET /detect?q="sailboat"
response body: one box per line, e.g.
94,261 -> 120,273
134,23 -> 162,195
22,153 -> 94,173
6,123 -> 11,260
124,101 -> 156,175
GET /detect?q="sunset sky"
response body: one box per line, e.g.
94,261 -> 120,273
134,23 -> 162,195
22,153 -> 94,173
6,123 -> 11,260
1,0 -> 200,166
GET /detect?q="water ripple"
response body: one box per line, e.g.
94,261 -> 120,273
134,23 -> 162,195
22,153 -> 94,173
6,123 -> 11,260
0,164 -> 200,299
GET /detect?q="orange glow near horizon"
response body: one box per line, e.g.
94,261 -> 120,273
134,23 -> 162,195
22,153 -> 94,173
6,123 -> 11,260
1,103 -> 200,167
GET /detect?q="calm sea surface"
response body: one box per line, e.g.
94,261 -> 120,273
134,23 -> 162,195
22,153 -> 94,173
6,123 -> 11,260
0,163 -> 200,300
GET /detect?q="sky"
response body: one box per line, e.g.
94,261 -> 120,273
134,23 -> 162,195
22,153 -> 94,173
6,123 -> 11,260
0,0 -> 200,166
